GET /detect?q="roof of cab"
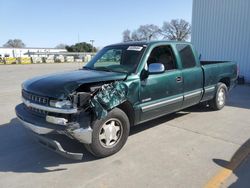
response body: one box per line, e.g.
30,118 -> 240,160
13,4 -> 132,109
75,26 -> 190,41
107,40 -> 192,47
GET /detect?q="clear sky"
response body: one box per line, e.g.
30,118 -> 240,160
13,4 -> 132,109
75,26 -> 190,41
0,0 -> 192,48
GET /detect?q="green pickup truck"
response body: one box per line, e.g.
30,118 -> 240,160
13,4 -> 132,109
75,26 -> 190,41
15,41 -> 237,159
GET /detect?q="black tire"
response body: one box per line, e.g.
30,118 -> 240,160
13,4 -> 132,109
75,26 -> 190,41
85,108 -> 130,158
209,82 -> 228,110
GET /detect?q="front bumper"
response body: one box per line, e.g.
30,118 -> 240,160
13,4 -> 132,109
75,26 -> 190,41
15,103 -> 93,153
28,130 -> 84,160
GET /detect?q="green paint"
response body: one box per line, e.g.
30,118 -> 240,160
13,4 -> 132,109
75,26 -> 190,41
90,82 -> 127,119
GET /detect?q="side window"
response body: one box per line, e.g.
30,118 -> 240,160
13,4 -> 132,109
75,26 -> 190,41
176,44 -> 196,68
147,45 -> 176,71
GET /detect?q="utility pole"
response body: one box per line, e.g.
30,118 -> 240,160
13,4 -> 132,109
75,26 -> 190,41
90,40 -> 94,52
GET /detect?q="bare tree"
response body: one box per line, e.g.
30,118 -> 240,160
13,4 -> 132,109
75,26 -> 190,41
162,19 -> 191,41
55,43 -> 67,49
137,24 -> 161,41
123,24 -> 161,42
3,39 -> 26,48
123,30 -> 132,42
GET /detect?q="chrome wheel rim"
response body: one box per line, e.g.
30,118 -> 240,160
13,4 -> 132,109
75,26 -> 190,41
99,118 -> 123,148
217,88 -> 225,106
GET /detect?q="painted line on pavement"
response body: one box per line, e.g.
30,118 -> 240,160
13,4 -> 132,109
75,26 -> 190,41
204,140 -> 250,188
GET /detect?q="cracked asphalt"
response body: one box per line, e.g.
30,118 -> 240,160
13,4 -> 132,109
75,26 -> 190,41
0,63 -> 249,188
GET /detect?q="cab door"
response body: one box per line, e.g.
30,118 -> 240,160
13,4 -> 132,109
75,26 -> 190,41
139,45 -> 183,122
176,44 -> 203,108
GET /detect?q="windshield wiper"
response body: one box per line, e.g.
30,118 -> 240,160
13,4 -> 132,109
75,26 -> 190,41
95,67 -> 113,72
113,70 -> 128,74
83,66 -> 112,72
82,66 -> 95,70
96,67 -> 129,74
83,66 -> 128,74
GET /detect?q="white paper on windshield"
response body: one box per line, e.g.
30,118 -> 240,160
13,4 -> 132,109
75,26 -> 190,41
127,46 -> 143,51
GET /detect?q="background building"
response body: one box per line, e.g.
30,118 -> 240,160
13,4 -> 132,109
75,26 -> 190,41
0,47 -> 66,58
0,47 -> 95,64
192,0 -> 250,82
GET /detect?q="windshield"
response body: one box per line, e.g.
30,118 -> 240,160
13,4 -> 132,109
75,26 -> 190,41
84,45 -> 146,73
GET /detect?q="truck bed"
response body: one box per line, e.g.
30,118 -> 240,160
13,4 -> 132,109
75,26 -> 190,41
201,61 -> 237,90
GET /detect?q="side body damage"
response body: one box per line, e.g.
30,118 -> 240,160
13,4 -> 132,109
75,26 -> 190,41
90,82 -> 128,119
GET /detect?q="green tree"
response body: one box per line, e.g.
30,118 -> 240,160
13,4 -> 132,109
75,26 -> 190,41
66,42 -> 97,52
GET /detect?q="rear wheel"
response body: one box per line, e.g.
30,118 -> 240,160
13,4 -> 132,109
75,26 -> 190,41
209,82 -> 227,110
85,108 -> 130,158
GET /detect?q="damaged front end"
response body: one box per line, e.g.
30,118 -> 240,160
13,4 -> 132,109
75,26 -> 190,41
89,82 -> 128,119
16,81 -> 128,159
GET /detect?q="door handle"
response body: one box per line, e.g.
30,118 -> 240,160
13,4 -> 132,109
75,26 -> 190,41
176,76 -> 182,83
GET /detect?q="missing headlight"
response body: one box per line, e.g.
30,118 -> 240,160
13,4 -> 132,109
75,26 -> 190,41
72,92 -> 92,107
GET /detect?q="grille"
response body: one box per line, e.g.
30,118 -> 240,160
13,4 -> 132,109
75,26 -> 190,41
22,90 -> 49,117
29,107 -> 47,116
22,90 -> 49,105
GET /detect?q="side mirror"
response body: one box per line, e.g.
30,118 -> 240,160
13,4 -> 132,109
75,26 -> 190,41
148,63 -> 165,74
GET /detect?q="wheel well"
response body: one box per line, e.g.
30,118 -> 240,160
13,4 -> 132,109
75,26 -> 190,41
219,77 -> 230,88
117,101 -> 135,127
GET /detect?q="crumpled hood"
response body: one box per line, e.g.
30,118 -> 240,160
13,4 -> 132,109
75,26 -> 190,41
22,69 -> 127,99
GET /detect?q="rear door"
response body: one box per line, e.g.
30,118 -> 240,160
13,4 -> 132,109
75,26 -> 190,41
176,44 -> 203,108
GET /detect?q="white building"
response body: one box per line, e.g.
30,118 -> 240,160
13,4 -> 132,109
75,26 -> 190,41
0,47 -> 67,58
191,0 -> 250,82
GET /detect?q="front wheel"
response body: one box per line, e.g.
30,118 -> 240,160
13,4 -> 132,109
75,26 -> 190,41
85,108 -> 130,158
209,82 -> 228,110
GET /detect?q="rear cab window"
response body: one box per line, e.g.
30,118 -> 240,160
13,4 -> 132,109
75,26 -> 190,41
176,44 -> 196,68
